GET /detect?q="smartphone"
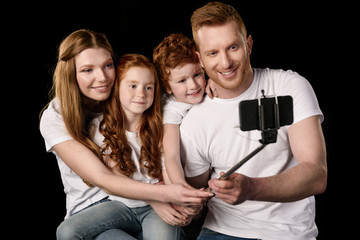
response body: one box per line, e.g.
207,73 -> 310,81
239,95 -> 293,131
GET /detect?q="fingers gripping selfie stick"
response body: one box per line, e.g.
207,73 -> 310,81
218,90 -> 293,181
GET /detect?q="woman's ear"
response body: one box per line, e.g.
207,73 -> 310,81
247,35 -> 253,55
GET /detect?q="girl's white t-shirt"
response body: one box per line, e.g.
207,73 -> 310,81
40,99 -> 108,219
91,117 -> 161,208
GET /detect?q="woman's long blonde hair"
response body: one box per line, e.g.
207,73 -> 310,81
45,29 -> 114,162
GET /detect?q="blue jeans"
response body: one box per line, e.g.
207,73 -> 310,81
197,228 -> 259,240
57,200 -> 185,240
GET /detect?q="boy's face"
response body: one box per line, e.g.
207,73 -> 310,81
167,62 -> 206,104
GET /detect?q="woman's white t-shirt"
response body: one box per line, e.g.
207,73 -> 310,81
40,99 -> 108,219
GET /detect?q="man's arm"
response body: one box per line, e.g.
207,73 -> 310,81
186,168 -> 211,189
208,115 -> 327,204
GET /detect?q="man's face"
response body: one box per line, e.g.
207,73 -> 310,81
196,20 -> 253,97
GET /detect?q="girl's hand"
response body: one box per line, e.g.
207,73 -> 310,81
148,201 -> 191,226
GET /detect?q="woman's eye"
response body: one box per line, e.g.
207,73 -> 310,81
82,68 -> 92,73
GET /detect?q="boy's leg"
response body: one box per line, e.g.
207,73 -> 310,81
57,201 -> 141,240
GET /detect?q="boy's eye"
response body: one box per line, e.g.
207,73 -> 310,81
194,72 -> 202,78
178,79 -> 186,83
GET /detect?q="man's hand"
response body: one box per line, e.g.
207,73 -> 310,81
208,172 -> 253,205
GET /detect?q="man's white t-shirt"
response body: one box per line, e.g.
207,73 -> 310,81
180,68 -> 323,240
39,99 -> 108,219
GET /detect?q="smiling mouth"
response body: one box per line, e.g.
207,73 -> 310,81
220,67 -> 238,77
187,89 -> 202,96
91,85 -> 109,92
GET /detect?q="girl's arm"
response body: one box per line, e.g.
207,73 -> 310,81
53,139 -> 213,205
163,124 -> 187,184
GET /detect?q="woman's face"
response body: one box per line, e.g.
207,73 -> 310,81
75,48 -> 115,101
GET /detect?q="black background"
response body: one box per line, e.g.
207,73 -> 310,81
6,0 -> 354,239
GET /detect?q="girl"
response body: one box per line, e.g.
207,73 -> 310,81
40,30 -> 213,239
153,33 -> 217,186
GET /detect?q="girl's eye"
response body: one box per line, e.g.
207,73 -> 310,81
178,79 -> 186,84
129,85 -> 136,88
105,63 -> 113,69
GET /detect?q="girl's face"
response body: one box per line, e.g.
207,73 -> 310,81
167,62 -> 206,104
75,48 -> 115,102
119,66 -> 155,119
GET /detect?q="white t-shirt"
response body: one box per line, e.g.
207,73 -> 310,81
162,94 -> 193,125
180,69 -> 323,240
39,99 -> 108,219
91,117 -> 161,208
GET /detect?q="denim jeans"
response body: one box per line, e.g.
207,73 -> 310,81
57,200 -> 185,240
197,228 -> 259,240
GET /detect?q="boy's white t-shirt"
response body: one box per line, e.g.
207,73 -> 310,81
180,69 -> 323,240
39,99 -> 108,219
91,117 -> 160,208
162,95 -> 193,125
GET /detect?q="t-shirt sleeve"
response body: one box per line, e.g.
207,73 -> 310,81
180,130 -> 211,178
279,70 -> 323,124
39,100 -> 73,152
162,96 -> 193,125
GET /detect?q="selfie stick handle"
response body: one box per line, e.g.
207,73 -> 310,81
218,143 -> 268,180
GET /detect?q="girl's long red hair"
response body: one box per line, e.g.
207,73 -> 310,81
100,54 -> 163,179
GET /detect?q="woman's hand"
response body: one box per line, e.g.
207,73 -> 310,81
164,183 -> 214,206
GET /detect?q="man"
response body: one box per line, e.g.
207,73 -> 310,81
180,2 -> 327,239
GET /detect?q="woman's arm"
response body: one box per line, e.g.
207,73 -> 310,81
53,139 -> 214,205
163,124 -> 187,184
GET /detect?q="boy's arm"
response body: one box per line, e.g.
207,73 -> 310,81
163,124 -> 187,184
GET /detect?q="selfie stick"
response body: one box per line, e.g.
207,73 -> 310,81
218,91 -> 280,180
